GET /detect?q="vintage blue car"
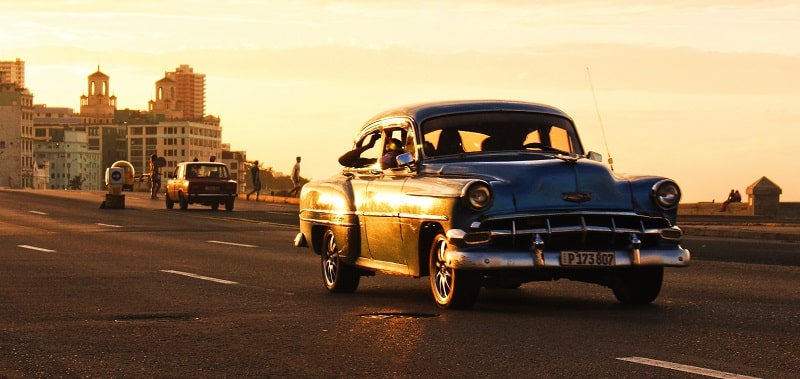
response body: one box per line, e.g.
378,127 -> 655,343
294,100 -> 690,309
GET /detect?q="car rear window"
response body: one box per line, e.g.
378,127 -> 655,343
187,164 -> 229,179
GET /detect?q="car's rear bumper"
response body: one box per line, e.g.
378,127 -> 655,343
188,193 -> 237,199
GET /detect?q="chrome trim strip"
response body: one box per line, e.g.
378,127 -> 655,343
399,213 -> 448,221
299,208 -> 356,217
298,216 -> 358,227
488,226 -> 665,237
299,208 -> 447,225
481,210 -> 643,223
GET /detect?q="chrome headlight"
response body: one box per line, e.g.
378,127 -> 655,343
462,181 -> 493,211
652,180 -> 681,210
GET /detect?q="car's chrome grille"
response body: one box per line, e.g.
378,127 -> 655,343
476,213 -> 673,249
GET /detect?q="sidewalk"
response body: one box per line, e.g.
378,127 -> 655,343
680,218 -> 800,242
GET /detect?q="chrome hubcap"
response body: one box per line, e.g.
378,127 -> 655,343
433,239 -> 452,300
323,233 -> 337,285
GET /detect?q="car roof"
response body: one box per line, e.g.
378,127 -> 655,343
362,100 -> 573,127
179,161 -> 227,167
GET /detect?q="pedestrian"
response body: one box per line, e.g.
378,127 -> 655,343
149,153 -> 161,199
720,189 -> 742,212
288,156 -> 302,197
247,160 -> 262,201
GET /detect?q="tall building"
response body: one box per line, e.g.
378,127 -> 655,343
0,78 -> 35,188
79,67 -> 117,124
148,64 -> 205,120
0,58 -> 25,88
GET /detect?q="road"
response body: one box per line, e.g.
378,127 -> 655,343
0,190 -> 797,378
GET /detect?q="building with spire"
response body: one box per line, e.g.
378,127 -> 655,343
79,67 -> 117,124
148,64 -> 205,120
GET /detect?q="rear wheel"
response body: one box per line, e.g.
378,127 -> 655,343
165,194 -> 174,209
178,193 -> 189,210
225,198 -> 234,211
211,203 -> 219,211
429,234 -> 480,309
612,267 -> 663,305
321,229 -> 360,293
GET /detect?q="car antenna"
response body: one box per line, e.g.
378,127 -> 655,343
586,67 -> 615,171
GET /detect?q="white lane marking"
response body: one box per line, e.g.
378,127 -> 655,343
617,357 -> 761,379
29,210 -> 47,215
207,240 -> 256,248
96,223 -> 123,228
18,245 -> 56,253
160,270 -> 239,285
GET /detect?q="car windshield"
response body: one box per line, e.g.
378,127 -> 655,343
421,111 -> 581,157
186,164 -> 229,179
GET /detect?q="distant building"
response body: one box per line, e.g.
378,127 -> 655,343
148,64 -> 205,120
127,119 -> 222,176
221,146 -> 247,193
34,130 -> 101,190
33,104 -> 83,127
79,67 -> 117,124
32,160 -> 50,189
18,61 -> 231,190
148,76 -> 183,120
0,78 -> 35,188
33,104 -> 84,145
0,58 -> 25,88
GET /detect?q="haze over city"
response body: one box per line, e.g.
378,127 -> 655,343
2,0 -> 798,202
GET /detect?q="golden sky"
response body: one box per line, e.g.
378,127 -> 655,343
3,0 -> 799,202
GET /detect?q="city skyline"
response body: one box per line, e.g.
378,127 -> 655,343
3,0 -> 799,202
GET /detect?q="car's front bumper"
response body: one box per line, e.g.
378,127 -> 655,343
444,213 -> 691,270
443,245 -> 690,270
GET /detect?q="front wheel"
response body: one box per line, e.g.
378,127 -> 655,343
165,194 -> 174,209
429,234 -> 480,309
321,229 -> 360,293
611,267 -> 663,305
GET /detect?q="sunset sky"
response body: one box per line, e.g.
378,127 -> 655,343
3,0 -> 799,202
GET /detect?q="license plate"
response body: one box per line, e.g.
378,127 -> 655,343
560,251 -> 615,266
206,186 -> 220,191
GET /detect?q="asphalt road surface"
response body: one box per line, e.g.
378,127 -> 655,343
1,190 -> 797,378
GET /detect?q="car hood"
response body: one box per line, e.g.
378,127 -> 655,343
422,157 -> 640,213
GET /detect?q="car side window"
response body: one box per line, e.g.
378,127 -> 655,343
338,130 -> 382,168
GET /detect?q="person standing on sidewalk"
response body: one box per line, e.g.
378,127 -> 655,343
288,156 -> 302,197
247,160 -> 262,201
149,153 -> 161,199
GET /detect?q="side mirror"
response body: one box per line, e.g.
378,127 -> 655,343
586,151 -> 603,162
396,152 -> 414,167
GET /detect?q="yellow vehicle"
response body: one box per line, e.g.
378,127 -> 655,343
111,160 -> 135,191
